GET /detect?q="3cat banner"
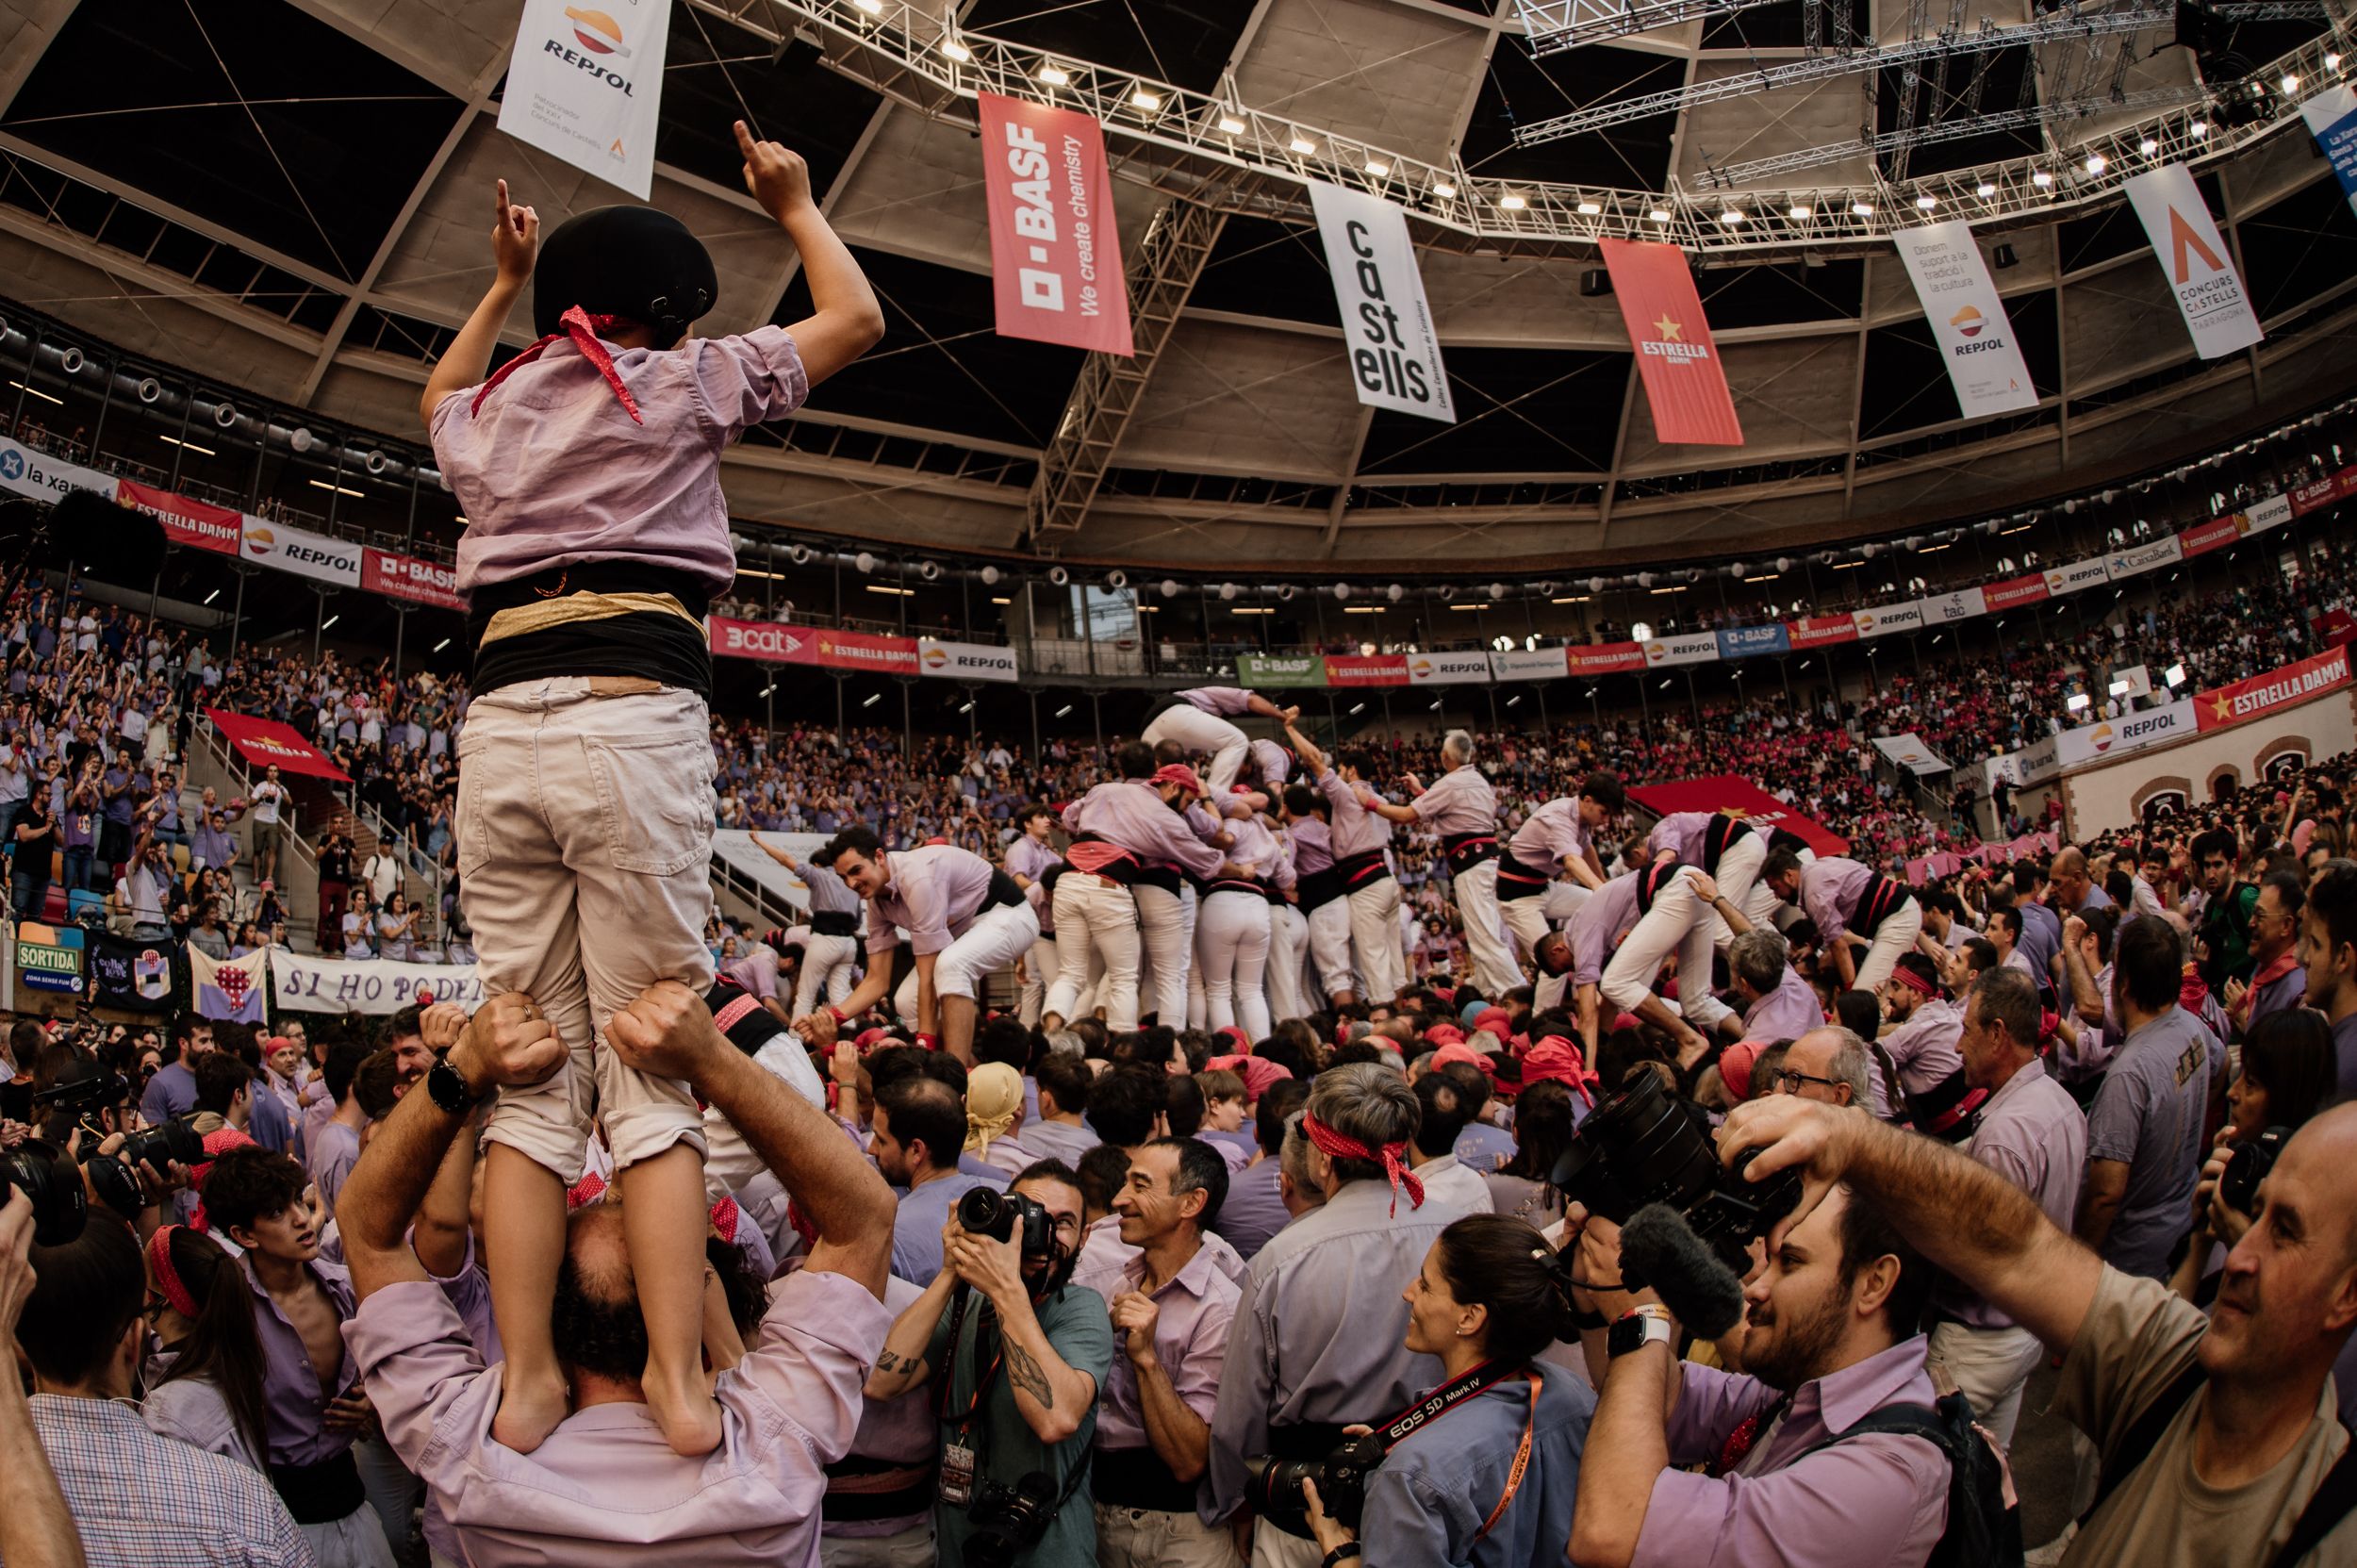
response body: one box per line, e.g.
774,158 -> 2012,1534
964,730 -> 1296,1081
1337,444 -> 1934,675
496,0 -> 669,199
977,92 -> 1133,355
1891,222 -> 2038,418
1308,181 -> 1456,423
2123,165 -> 2264,358
1599,239 -> 1743,445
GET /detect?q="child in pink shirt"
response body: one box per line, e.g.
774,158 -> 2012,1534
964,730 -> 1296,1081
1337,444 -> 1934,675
420,123 -> 882,1458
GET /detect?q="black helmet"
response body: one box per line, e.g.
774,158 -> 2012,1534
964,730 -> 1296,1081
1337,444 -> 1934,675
532,205 -> 717,344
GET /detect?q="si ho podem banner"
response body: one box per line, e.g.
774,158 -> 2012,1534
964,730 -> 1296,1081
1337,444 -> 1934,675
270,949 -> 485,1016
1599,239 -> 1743,446
1308,181 -> 1455,423
2303,84 -> 2357,220
977,92 -> 1133,355
496,0 -> 668,199
2123,165 -> 2264,358
1890,221 -> 2038,417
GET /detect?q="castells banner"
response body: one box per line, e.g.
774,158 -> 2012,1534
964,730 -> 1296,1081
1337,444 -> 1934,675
1308,180 -> 1455,423
496,0 -> 669,198
976,91 -> 1133,355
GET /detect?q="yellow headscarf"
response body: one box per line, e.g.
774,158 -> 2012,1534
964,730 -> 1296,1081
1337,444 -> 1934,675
965,1062 -> 1024,1155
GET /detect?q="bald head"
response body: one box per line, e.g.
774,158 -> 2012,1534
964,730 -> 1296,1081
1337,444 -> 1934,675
2202,1100 -> 2357,1389
2052,847 -> 2086,880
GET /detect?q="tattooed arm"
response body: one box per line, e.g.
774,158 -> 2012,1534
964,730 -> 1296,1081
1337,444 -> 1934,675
865,1264 -> 958,1400
990,1289 -> 1098,1445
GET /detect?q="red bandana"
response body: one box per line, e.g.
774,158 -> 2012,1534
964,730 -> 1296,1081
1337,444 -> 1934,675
1301,1109 -> 1425,1216
470,305 -> 645,424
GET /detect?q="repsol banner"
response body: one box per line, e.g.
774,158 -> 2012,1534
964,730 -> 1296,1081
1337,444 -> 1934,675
240,520 -> 360,586
916,639 -> 1019,684
1406,651 -> 1492,685
2054,700 -> 2198,768
496,0 -> 668,198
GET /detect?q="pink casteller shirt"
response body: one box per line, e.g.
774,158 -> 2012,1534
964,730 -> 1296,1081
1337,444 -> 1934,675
432,325 -> 811,596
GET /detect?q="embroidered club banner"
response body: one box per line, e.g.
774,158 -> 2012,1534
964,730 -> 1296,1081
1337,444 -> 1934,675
2123,165 -> 2263,358
495,0 -> 668,198
1599,239 -> 1742,446
1308,181 -> 1455,423
191,946 -> 268,1024
1891,221 -> 2038,417
116,479 -> 241,555
2302,84 -> 2357,220
206,709 -> 351,782
91,933 -> 177,1013
977,92 -> 1132,355
270,949 -> 485,1016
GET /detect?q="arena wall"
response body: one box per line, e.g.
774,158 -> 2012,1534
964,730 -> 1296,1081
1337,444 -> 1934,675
2060,686 -> 2357,837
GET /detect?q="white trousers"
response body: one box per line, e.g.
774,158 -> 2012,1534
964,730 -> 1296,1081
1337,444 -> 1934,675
1096,1500 -> 1242,1567
1306,899 -> 1354,1001
1136,883 -> 1192,1027
1853,901 -> 1924,993
1141,704 -> 1252,797
1346,876 -> 1405,1005
890,901 -> 1040,1026
792,932 -> 859,1019
1927,1319 -> 2046,1448
1018,933 -> 1058,1025
1451,858 -> 1525,998
1047,874 -> 1143,1031
1601,869 -> 1733,1030
1702,832 -> 1769,950
1199,889 -> 1274,1042
1267,902 -> 1310,1025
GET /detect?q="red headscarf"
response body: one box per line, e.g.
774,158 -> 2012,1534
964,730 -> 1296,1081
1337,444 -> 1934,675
1301,1110 -> 1424,1215
470,305 -> 644,423
1521,1035 -> 1603,1108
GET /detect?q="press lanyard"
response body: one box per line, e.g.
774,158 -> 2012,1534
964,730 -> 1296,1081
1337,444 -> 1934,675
1372,1361 -> 1544,1545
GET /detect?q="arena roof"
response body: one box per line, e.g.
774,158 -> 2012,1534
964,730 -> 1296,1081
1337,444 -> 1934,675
0,0 -> 2352,570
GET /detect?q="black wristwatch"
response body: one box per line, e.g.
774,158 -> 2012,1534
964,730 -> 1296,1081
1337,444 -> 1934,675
1322,1546 -> 1361,1568
424,1056 -> 487,1114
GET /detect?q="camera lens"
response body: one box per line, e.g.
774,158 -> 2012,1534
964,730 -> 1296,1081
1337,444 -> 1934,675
1,1142 -> 90,1246
956,1186 -> 1014,1243
2219,1126 -> 2287,1215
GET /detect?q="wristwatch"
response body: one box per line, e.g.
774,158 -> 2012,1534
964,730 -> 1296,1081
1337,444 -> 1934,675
1607,1304 -> 1677,1360
424,1056 -> 488,1114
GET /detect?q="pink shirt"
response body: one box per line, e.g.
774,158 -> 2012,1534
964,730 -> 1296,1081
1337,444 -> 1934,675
1061,782 -> 1225,878
1880,997 -> 1966,1098
865,844 -> 999,958
347,1268 -> 888,1568
433,326 -> 810,595
1568,872 -> 1641,987
1094,1244 -> 1241,1455
1317,771 -> 1393,859
1742,965 -> 1824,1043
1408,765 -> 1495,837
1508,796 -> 1591,870
1178,686 -> 1257,718
1799,856 -> 1876,943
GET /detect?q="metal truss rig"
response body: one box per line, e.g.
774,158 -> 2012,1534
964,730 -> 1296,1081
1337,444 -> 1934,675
1509,0 -> 2326,51
1705,83 -> 2207,184
715,0 -> 2353,254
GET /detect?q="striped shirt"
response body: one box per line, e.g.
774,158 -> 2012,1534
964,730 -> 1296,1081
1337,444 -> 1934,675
29,1395 -> 308,1567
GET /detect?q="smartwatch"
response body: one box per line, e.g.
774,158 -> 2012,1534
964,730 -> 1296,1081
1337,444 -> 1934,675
1607,1305 -> 1677,1360
425,1057 -> 487,1114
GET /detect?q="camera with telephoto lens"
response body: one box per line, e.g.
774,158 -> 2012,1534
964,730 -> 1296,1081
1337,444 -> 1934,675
0,1140 -> 90,1246
964,1471 -> 1066,1568
2219,1125 -> 2289,1215
1549,1066 -> 1802,1272
1242,1432 -> 1388,1539
956,1185 -> 1056,1261
32,1062 -> 133,1146
79,1114 -> 203,1220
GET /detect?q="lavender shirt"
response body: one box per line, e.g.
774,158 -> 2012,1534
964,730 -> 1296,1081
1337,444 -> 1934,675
434,326 -> 811,596
1508,796 -> 1591,870
1938,1058 -> 2086,1329
1095,1244 -> 1241,1455
1743,966 -> 1824,1043
1177,686 -> 1257,718
240,1254 -> 361,1468
305,1120 -> 362,1217
865,844 -> 999,959
1289,817 -> 1334,876
349,1268 -> 889,1568
2086,1006 -> 2225,1279
1880,998 -> 1966,1098
1633,1336 -> 1949,1568
1208,1160 -> 1290,1263
1644,810 -> 1723,866
1567,872 -> 1641,988
1799,857 -> 1878,943
1409,765 -> 1496,837
1003,833 -> 1062,884
1317,771 -> 1392,860
1062,782 -> 1225,877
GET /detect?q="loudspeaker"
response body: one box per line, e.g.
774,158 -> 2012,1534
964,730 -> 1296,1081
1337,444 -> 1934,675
1581,269 -> 1613,297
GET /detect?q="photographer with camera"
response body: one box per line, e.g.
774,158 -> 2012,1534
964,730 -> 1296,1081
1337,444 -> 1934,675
1717,1086 -> 2357,1565
865,1156 -> 1112,1567
1208,1063 -> 1459,1568
2171,1006 -> 2333,1309
1288,1213 -> 1593,1568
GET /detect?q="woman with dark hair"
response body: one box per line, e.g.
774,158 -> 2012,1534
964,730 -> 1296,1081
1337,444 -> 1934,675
1484,1081 -> 1576,1226
2172,1006 -> 2334,1309
1304,1213 -> 1594,1566
143,1225 -> 271,1473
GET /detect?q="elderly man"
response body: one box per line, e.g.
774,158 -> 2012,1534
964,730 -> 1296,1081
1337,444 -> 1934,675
1717,926 -> 1825,1045
2050,846 -> 2112,918
1209,1063 -> 1458,1568
1769,1025 -> 1875,1109
1356,731 -> 1521,999
338,988 -> 895,1567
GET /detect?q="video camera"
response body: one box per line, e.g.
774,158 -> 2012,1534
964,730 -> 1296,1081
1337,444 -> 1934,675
955,1185 -> 1056,1262
1241,1433 -> 1388,1540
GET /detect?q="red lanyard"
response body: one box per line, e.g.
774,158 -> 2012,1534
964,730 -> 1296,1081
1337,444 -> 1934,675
1372,1361 -> 1545,1544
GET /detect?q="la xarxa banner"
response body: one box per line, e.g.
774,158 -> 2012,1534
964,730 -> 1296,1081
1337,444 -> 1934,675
495,0 -> 668,198
206,708 -> 350,782
362,547 -> 466,611
116,479 -> 241,555
1599,239 -> 1743,446
1308,181 -> 1454,423
1786,615 -> 1860,649
1891,221 -> 2038,417
2054,700 -> 2198,768
1325,653 -> 1409,687
0,437 -> 111,504
240,520 -> 361,586
707,618 -> 919,674
1235,652 -> 1327,688
1642,632 -> 1720,668
1490,647 -> 1568,682
2123,164 -> 2264,358
2301,83 -> 2357,220
1624,775 -> 1848,857
1406,651 -> 1491,685
976,92 -> 1132,355
1567,641 -> 1646,676
916,639 -> 1019,684
2196,645 -> 2352,732
270,949 -> 483,1016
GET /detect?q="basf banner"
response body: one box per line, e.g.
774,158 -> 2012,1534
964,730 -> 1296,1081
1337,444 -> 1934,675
117,479 -> 240,555
1891,221 -> 2038,417
917,639 -> 1019,684
1716,624 -> 1790,660
977,92 -> 1132,355
1490,647 -> 1568,682
1235,653 -> 1326,688
240,520 -> 361,586
2124,165 -> 2264,358
1642,632 -> 1720,668
362,548 -> 466,611
495,0 -> 668,198
2196,646 -> 2352,732
1407,651 -> 1492,685
1599,239 -> 1743,446
2303,84 -> 2357,220
1309,182 -> 1455,423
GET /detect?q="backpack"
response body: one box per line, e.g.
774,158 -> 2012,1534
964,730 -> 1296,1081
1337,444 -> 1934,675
1789,1391 -> 2023,1568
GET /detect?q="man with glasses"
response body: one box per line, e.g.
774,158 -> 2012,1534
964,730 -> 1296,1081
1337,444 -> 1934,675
1769,1025 -> 1873,1109
2226,868 -> 2307,1035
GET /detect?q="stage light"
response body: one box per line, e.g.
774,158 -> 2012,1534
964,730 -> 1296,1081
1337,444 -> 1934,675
2032,170 -> 2053,187
941,37 -> 970,60
1851,201 -> 1873,216
1366,158 -> 1392,176
1131,89 -> 1162,109
2085,153 -> 2107,173
1038,65 -> 1069,86
1915,193 -> 1937,209
2140,138 -> 2160,155
1290,136 -> 1317,154
1432,180 -> 1457,198
1649,207 -> 1672,223
1788,204 -> 1812,219
1500,193 -> 1527,209
1976,182 -> 1997,196
1577,200 -> 1602,215
2067,692 -> 2090,711
1217,115 -> 1245,134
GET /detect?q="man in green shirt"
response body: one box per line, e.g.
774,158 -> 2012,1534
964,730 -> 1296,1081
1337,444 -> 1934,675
2191,828 -> 2260,992
865,1157 -> 1115,1568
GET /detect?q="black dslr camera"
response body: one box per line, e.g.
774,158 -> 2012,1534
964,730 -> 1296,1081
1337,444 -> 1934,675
2219,1125 -> 2289,1215
1,1141 -> 90,1246
1549,1067 -> 1802,1272
83,1115 -> 204,1220
956,1186 -> 1056,1261
33,1061 -> 132,1147
964,1471 -> 1066,1567
1242,1433 -> 1389,1539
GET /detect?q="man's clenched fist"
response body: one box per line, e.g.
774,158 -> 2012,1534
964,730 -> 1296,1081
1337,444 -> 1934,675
450,993 -> 565,1095
608,982 -> 726,1082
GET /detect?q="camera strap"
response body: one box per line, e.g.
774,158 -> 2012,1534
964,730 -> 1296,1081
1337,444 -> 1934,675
1371,1362 -> 1543,1545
